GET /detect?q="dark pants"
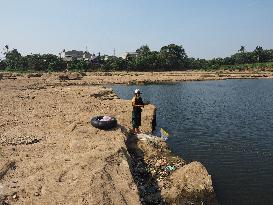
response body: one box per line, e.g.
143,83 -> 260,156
132,111 -> 141,129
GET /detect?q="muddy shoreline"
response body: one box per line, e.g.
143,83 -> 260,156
0,71 -> 248,204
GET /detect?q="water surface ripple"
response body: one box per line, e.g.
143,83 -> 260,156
111,79 -> 273,205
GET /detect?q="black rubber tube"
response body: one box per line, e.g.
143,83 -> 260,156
90,116 -> 117,130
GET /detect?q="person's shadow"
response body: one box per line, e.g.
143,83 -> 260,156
119,125 -> 165,205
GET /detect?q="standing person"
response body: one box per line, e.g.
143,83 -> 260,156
132,89 -> 145,134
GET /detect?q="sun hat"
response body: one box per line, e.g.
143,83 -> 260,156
134,89 -> 141,94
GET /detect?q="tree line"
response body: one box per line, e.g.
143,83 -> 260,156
0,44 -> 273,72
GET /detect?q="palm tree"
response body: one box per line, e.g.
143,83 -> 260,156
4,45 -> 9,54
238,46 -> 245,53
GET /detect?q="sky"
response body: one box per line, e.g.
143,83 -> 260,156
0,0 -> 273,59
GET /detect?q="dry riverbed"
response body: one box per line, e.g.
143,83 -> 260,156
0,71 -> 251,204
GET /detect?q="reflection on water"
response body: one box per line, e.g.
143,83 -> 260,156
112,79 -> 273,205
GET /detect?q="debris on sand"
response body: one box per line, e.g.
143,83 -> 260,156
127,133 -> 218,205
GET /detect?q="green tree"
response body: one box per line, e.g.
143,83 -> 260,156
231,52 -> 256,64
5,49 -> 24,70
136,45 -> 151,56
42,54 -> 65,71
254,46 -> 268,62
133,45 -> 160,71
187,58 -> 209,70
66,59 -> 89,71
159,44 -> 188,70
100,56 -> 127,71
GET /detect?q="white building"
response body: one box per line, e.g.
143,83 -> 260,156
60,50 -> 96,61
121,52 -> 138,60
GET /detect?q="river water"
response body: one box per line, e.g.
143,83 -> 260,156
111,79 -> 273,205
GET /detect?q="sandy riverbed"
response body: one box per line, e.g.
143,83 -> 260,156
0,71 -> 228,204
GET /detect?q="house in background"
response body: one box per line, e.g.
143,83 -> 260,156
121,52 -> 138,60
60,50 -> 96,61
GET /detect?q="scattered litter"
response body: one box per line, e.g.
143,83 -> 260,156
12,193 -> 19,200
161,136 -> 168,141
160,128 -> 169,141
165,165 -> 176,172
128,131 -> 185,205
136,133 -> 162,141
99,116 -> 112,121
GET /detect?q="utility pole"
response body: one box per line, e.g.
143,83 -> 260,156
113,48 -> 116,57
